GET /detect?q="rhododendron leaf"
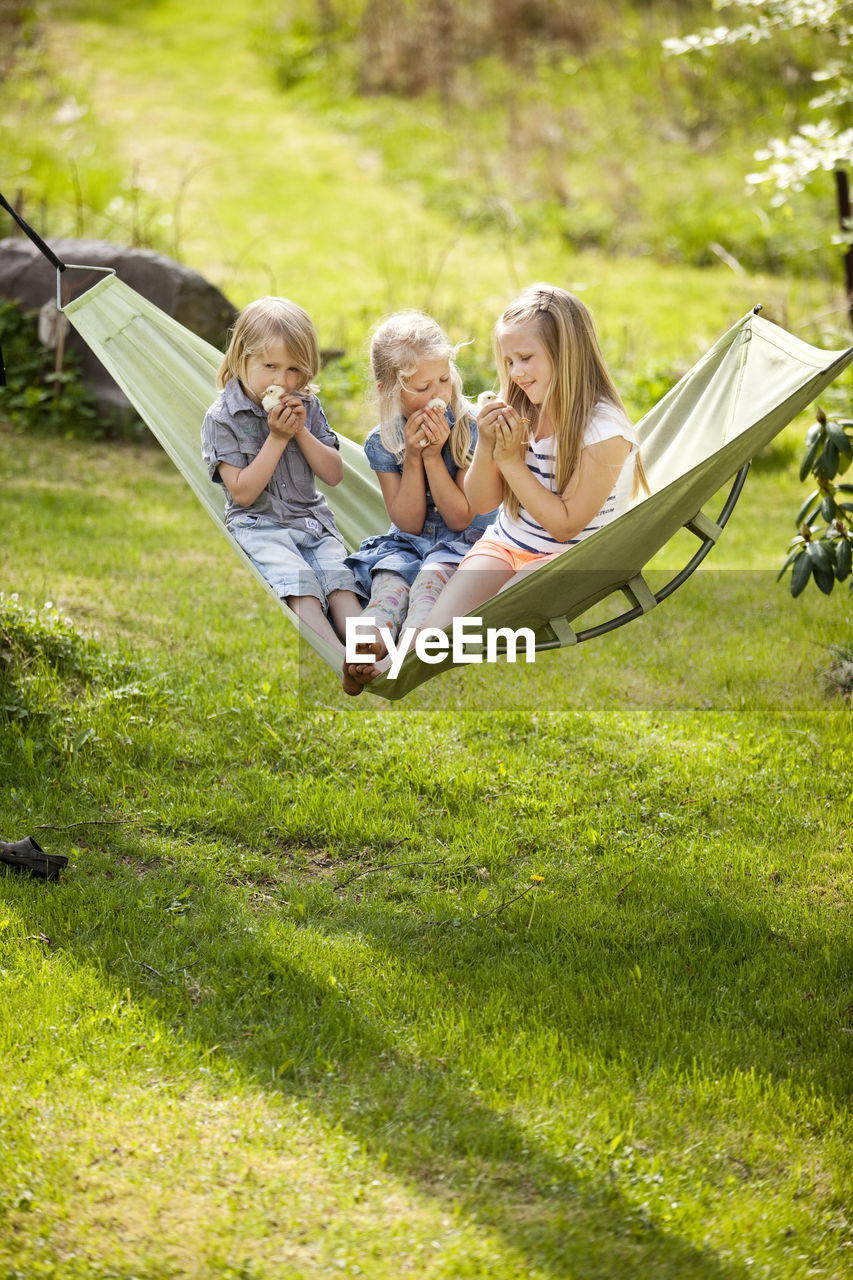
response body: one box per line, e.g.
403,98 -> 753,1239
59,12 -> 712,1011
813,565 -> 835,595
799,437 -> 821,481
796,490 -> 820,524
826,419 -> 852,453
790,552 -> 812,596
805,540 -> 834,572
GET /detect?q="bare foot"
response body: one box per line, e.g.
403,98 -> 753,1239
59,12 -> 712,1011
342,661 -> 383,696
340,636 -> 388,698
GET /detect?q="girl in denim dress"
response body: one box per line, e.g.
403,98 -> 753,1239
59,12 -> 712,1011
342,311 -> 493,695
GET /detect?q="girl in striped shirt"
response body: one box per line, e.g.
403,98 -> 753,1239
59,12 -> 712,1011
417,283 -> 647,628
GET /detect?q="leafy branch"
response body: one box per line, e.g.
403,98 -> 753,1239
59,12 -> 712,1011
778,406 -> 853,595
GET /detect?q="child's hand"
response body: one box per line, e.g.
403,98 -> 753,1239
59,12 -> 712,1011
404,404 -> 449,458
267,395 -> 306,441
476,398 -> 508,450
417,403 -> 450,459
492,405 -> 529,466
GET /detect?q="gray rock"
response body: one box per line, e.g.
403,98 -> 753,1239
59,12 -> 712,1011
0,236 -> 238,415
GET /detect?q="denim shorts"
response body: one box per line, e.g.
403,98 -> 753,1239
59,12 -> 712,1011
229,514 -> 358,607
345,519 -> 490,598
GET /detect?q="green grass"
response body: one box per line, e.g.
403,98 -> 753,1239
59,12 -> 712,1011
1,413 -> 852,1278
1,2 -> 852,1275
266,1 -> 839,279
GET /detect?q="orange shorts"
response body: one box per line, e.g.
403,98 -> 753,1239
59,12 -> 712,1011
461,536 -> 559,574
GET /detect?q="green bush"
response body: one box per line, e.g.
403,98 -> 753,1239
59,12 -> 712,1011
0,299 -> 101,437
0,592 -> 139,769
778,407 -> 853,597
1,590 -> 132,709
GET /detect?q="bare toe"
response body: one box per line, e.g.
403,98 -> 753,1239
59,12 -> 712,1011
353,662 -> 380,686
342,661 -> 383,696
342,664 -> 365,697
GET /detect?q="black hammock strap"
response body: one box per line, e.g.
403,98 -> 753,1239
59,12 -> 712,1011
0,191 -> 68,388
0,191 -> 67,272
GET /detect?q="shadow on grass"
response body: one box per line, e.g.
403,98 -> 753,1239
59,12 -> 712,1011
3,846 -> 802,1280
2,587 -> 846,1274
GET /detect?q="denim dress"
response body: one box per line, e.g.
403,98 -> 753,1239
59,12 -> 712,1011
345,414 -> 495,596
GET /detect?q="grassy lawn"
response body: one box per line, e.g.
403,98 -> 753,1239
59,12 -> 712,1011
2,0 -> 852,1276
1,410 -> 852,1279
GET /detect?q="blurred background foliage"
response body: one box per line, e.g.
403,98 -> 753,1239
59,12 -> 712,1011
252,0 -> 840,276
1,0 -> 843,279
0,0 -> 848,446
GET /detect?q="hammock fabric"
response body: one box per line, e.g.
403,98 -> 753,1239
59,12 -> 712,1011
59,269 -> 853,700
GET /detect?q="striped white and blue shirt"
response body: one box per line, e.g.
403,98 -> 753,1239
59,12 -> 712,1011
488,401 -> 638,555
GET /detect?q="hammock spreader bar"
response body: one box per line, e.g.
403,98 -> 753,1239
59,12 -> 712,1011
545,461 -> 749,650
44,261 -> 853,701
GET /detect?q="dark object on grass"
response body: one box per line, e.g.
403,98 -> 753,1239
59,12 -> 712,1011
0,836 -> 68,879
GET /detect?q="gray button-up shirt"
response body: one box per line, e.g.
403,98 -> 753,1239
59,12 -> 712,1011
201,377 -> 342,538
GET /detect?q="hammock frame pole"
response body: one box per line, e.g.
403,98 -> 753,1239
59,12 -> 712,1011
540,462 -> 751,650
55,263 -> 117,311
0,192 -> 115,308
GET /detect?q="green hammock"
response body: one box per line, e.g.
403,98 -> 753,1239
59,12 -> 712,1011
61,269 -> 853,700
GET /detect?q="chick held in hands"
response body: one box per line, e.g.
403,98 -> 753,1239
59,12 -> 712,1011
262,385 -> 285,412
420,397 -> 448,445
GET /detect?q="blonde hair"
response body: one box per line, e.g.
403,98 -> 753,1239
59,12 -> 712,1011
369,311 -> 475,468
216,296 -> 320,395
494,284 -> 647,519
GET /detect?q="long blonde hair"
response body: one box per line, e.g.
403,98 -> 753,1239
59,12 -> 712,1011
370,311 -> 475,467
495,284 -> 647,519
216,296 -> 320,395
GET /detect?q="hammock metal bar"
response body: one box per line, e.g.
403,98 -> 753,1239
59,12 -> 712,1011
537,462 -> 750,652
55,273 -> 853,701
654,463 -> 750,609
56,263 -> 115,310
